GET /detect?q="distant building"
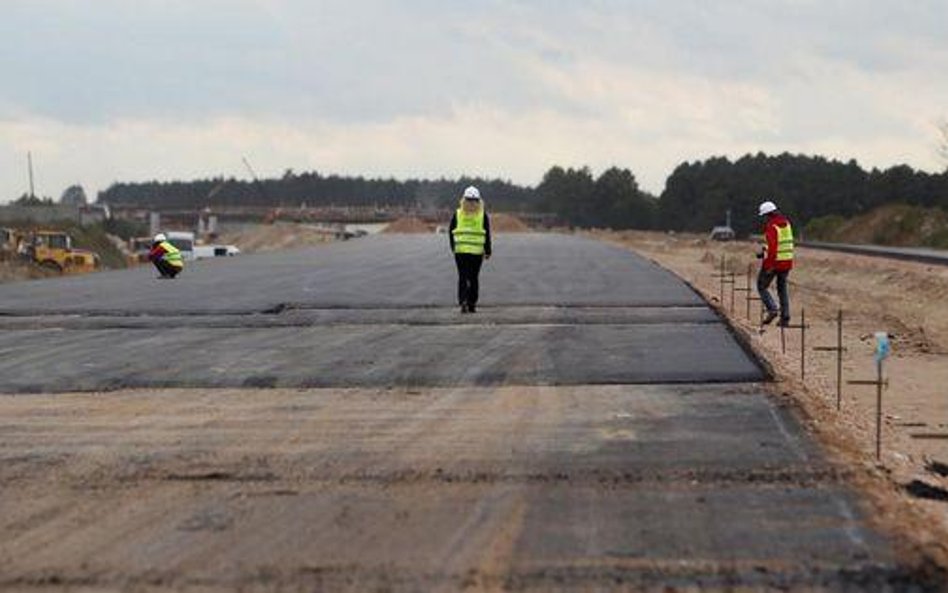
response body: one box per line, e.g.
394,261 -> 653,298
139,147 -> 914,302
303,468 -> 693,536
79,203 -> 111,226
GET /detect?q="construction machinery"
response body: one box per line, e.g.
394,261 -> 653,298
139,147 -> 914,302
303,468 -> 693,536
22,230 -> 99,273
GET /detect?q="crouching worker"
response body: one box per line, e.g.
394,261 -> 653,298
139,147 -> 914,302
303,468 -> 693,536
148,233 -> 184,279
449,185 -> 491,313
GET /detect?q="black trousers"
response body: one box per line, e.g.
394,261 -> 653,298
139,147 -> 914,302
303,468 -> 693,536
154,259 -> 181,278
757,269 -> 790,321
454,253 -> 483,306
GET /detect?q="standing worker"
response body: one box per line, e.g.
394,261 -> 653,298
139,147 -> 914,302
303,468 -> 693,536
148,233 -> 184,279
756,200 -> 793,326
449,186 -> 492,313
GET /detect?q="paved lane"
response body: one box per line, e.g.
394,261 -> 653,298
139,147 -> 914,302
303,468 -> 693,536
0,233 -> 700,314
0,322 -> 762,392
0,234 -> 763,392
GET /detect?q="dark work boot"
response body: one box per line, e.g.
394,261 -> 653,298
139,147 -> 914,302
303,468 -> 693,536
762,310 -> 778,326
468,303 -> 476,313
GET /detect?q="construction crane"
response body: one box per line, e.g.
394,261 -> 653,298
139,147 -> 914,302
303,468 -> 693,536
242,156 -> 272,203
243,156 -> 280,223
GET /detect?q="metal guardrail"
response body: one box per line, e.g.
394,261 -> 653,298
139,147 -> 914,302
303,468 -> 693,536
800,241 -> 948,266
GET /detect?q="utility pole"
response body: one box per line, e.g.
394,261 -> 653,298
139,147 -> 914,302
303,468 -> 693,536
27,151 -> 35,199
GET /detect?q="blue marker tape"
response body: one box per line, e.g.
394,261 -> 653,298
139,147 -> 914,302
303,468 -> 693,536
874,332 -> 890,362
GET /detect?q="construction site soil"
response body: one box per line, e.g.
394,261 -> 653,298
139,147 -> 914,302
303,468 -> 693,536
382,217 -> 433,233
383,212 -> 531,234
0,232 -> 944,591
0,260 -> 51,284
215,221 -> 337,252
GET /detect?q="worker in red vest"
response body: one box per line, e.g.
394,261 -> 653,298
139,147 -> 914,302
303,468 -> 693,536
757,201 -> 794,326
448,186 -> 492,313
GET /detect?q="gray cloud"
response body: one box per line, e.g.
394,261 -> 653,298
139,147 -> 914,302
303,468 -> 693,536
1,0 -> 946,200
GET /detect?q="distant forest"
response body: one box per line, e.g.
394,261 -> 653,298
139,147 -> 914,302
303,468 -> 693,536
100,172 -> 537,213
658,154 -> 948,236
98,154 -> 948,235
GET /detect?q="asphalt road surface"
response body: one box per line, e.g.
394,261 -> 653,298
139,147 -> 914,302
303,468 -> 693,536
0,234 -> 926,591
0,234 -> 759,392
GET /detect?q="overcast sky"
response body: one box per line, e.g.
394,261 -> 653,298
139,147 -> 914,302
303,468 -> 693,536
1,0 -> 947,203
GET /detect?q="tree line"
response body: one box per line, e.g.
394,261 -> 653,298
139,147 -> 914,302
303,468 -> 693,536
97,154 -> 948,235
658,153 -> 948,236
98,171 -> 538,213
97,166 -> 658,229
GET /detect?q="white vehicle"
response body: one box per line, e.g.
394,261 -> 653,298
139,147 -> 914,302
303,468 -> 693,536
165,231 -> 196,261
709,226 -> 736,241
193,244 -> 241,259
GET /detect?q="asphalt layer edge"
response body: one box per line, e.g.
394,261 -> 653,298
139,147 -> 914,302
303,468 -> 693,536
636,253 -> 775,382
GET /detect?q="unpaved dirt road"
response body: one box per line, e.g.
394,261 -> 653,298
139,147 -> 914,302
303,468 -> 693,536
0,234 -> 937,591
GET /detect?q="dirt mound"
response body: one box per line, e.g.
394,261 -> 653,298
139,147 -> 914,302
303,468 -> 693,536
383,218 -> 433,233
383,213 -> 529,234
807,204 -> 948,248
490,213 -> 530,232
216,222 -> 336,253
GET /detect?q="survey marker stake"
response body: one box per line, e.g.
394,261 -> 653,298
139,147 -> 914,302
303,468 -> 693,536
735,263 -> 761,321
848,332 -> 890,460
729,271 -> 737,313
711,255 -> 735,306
778,307 -> 809,359
814,309 -> 847,410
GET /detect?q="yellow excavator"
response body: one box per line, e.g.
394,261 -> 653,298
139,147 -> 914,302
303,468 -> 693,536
22,230 -> 99,273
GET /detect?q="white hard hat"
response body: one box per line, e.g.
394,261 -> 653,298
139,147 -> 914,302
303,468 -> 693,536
758,201 -> 777,216
154,233 -> 167,243
462,186 -> 481,200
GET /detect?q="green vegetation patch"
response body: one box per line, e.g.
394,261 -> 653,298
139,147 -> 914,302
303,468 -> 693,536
66,223 -> 128,269
806,203 -> 948,248
803,214 -> 846,241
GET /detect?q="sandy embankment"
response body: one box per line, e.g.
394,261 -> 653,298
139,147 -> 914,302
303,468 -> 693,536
383,213 -> 531,234
216,221 -> 338,252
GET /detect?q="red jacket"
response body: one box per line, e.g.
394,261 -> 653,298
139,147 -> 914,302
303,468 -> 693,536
148,243 -> 169,262
762,213 -> 793,272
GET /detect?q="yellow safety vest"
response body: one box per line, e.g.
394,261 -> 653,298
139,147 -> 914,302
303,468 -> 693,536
775,223 -> 794,262
159,241 -> 184,267
453,208 -> 486,255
